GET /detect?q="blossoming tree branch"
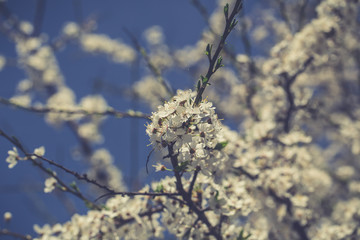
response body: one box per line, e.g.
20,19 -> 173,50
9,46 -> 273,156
1,0 -> 360,239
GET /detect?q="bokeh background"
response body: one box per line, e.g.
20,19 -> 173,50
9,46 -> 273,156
0,0 -> 256,237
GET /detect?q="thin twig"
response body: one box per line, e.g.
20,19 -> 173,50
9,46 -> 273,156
188,166 -> 200,196
0,128 -> 102,210
0,97 -> 150,119
191,0 -> 260,121
124,28 -> 174,97
32,0 -> 46,37
297,0 -> 309,32
276,0 -> 293,33
0,229 -> 32,240
95,191 -> 181,202
193,0 -> 243,106
146,148 -> 155,174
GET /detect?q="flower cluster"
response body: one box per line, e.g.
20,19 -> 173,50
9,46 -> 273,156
146,89 -> 226,176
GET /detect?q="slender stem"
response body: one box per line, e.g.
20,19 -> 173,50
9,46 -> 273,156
32,0 -> 46,37
95,191 -> 180,202
0,97 -> 150,119
0,229 -> 32,240
193,0 -> 243,106
124,28 -> 174,97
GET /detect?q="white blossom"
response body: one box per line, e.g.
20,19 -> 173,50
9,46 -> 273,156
44,177 -> 57,193
62,22 -> 80,37
6,147 -> 19,169
4,211 -> 12,222
34,146 -> 45,156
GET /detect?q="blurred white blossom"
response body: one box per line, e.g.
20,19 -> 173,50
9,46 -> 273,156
6,147 -> 19,169
3,211 -> 12,222
62,22 -> 80,37
80,33 -> 136,63
0,55 -> 6,71
144,25 -> 164,45
44,177 -> 57,193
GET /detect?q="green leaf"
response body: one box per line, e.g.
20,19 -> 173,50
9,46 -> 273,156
70,181 -> 80,192
217,56 -> 223,65
175,161 -> 189,172
155,184 -> 164,193
215,56 -> 223,70
231,19 -> 238,30
214,141 -> 228,150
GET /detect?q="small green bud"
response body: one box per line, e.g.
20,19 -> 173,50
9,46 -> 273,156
205,43 -> 212,57
230,19 -> 238,30
215,56 -> 223,71
224,3 -> 229,19
201,75 -> 208,85
70,181 -> 80,192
